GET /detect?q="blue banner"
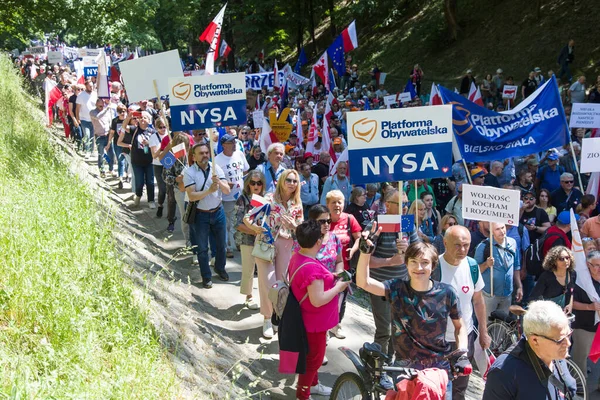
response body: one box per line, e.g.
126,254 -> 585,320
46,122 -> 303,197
169,100 -> 247,130
438,77 -> 569,162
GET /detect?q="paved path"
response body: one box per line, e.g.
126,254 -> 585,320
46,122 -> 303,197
51,129 -> 484,399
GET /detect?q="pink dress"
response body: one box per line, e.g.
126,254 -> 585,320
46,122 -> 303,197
292,233 -> 342,273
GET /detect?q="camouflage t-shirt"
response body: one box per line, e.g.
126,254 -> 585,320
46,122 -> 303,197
384,279 -> 461,366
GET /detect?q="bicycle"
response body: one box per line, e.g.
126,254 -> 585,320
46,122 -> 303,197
487,305 -> 588,399
329,342 -> 470,400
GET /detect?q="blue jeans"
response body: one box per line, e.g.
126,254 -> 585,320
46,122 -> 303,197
131,163 -> 155,201
193,205 -> 227,281
96,135 -> 113,171
80,120 -> 94,153
558,62 -> 572,83
112,143 -> 127,177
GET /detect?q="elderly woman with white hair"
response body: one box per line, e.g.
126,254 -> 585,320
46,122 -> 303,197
255,142 -> 286,194
118,110 -> 156,207
484,300 -> 577,399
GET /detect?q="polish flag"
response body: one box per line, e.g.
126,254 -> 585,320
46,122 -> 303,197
296,116 -> 303,144
321,115 -> 331,155
219,39 -> 231,59
30,64 -> 38,80
311,74 -> 318,96
251,194 -> 268,208
329,148 -> 348,176
45,79 -> 62,126
378,215 -> 401,233
172,142 -> 187,159
312,52 -> 328,89
341,20 -> 358,52
273,59 -> 280,91
468,81 -> 484,107
259,116 -> 278,154
430,83 -> 443,105
199,4 -> 226,75
305,109 -> 319,155
324,92 -> 334,123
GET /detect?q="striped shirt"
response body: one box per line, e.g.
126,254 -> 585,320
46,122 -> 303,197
370,226 -> 419,282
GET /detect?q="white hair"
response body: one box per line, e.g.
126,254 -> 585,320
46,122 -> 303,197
266,142 -> 284,156
523,300 -> 569,337
560,172 -> 574,181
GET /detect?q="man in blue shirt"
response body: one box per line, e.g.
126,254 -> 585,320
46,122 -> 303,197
299,163 -> 319,218
255,142 -> 286,194
483,300 -> 576,399
536,152 -> 565,193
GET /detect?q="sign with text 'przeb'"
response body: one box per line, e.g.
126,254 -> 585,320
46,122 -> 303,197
462,184 -> 520,226
346,105 -> 453,185
168,73 -> 247,130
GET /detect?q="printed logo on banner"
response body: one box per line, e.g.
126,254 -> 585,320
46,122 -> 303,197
448,102 -> 473,136
352,118 -> 378,143
172,82 -> 192,101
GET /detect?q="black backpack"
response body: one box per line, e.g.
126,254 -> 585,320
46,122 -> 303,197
523,231 -> 564,279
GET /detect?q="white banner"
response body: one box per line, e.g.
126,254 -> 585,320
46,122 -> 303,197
462,184 -> 520,226
78,48 -> 101,58
383,94 -> 397,106
28,46 -> 46,55
581,137 -> 600,173
245,71 -> 285,90
252,110 -> 264,129
47,51 -> 64,65
398,92 -> 412,103
62,46 -> 79,59
502,85 -> 518,99
570,103 -> 600,129
119,50 -> 183,103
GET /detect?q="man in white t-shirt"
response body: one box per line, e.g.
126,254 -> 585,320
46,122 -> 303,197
75,79 -> 98,158
437,225 -> 490,400
215,134 -> 249,257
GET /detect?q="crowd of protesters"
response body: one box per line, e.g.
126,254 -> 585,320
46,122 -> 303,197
11,36 -> 600,399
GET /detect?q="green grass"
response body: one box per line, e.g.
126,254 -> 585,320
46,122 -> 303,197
0,54 -> 180,398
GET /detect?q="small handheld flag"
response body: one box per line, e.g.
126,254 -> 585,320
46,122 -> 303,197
161,152 -> 176,168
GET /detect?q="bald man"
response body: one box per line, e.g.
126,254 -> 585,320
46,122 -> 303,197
437,225 -> 491,400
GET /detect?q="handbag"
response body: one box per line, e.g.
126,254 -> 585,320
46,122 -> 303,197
252,227 -> 280,262
183,201 -> 198,224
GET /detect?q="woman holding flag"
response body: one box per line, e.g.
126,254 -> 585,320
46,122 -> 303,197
244,169 -> 303,339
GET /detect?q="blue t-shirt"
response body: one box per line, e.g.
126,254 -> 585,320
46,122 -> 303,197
475,237 -> 520,297
538,165 -> 565,193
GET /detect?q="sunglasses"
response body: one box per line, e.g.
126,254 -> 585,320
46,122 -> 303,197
249,180 -> 263,186
523,197 -> 535,201
562,180 -> 574,184
194,132 -> 206,136
317,218 -> 332,225
157,126 -> 166,129
447,222 -> 457,226
285,178 -> 298,184
532,329 -> 573,345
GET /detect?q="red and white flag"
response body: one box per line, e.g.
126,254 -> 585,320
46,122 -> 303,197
341,20 -> 358,52
273,59 -> 280,91
430,83 -> 443,105
312,51 -> 328,89
468,81 -> 484,107
324,92 -> 335,123
305,109 -> 319,155
377,215 -> 401,233
251,194 -> 268,208
219,39 -> 231,59
296,116 -> 303,144
259,116 -> 279,154
329,148 -> 348,176
199,3 -> 226,75
172,142 -> 187,159
321,115 -> 331,155
45,79 -> 62,126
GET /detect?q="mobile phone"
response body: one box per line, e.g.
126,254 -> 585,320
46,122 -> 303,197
337,270 -> 352,282
132,111 -> 142,118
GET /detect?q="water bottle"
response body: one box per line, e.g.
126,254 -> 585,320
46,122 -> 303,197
143,144 -> 149,154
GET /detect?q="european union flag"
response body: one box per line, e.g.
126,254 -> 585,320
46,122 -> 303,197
161,151 -> 176,168
405,79 -> 417,100
294,47 -> 307,74
364,97 -> 370,110
281,78 -> 289,108
401,215 -> 415,233
216,126 -> 227,154
327,35 -> 345,78
328,69 -> 336,92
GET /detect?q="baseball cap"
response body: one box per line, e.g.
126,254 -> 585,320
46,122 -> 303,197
220,133 -> 236,144
496,68 -> 503,74
534,67 -> 542,72
466,69 -> 473,74
557,210 -> 579,225
470,167 -> 485,179
547,152 -> 559,161
285,144 -> 294,153
333,137 -> 343,145
527,158 -> 540,166
304,152 -> 314,159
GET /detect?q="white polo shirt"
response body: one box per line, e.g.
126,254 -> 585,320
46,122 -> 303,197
183,163 -> 226,211
438,254 -> 485,341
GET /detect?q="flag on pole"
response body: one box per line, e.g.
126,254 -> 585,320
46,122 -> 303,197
321,115 -> 331,155
45,79 -> 62,126
251,194 -> 268,208
259,116 -> 278,154
327,34 -> 346,77
324,92 -> 334,124
341,20 -> 358,52
329,68 -> 337,92
219,39 -> 231,59
329,148 -> 348,176
468,81 -> 484,106
172,142 -> 187,159
294,47 -> 307,73
430,83 -> 443,105
280,76 -> 288,109
160,151 -> 177,168
305,109 -> 319,155
404,79 -> 417,100
273,59 -> 280,91
199,4 -> 226,75
312,51 -> 329,89
296,116 -> 304,144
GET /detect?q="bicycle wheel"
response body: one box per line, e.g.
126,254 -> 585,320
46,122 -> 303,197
330,371 -> 369,400
487,321 -> 517,357
565,358 -> 588,399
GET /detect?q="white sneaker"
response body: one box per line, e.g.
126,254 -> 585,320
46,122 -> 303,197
321,355 -> 328,366
330,324 -> 346,339
133,196 -> 140,206
310,383 -> 332,396
262,320 -> 274,339
149,201 -> 157,209
245,298 -> 259,310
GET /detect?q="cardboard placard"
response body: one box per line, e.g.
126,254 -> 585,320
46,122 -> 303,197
580,137 -> 600,173
383,94 -> 397,106
47,51 -> 64,65
252,110 -> 264,129
269,108 -> 293,142
462,184 -> 520,226
398,92 -> 412,103
502,85 -> 518,99
570,103 -> 600,129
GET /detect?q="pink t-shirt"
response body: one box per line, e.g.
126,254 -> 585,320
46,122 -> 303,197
289,253 -> 339,333
330,212 -> 362,270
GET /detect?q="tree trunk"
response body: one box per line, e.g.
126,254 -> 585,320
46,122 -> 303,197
296,0 -> 304,57
536,0 -> 542,20
328,0 -> 336,37
443,0 -> 460,41
308,0 -> 317,55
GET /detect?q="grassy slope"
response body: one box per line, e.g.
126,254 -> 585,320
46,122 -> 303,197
0,54 -> 179,398
320,0 -> 598,91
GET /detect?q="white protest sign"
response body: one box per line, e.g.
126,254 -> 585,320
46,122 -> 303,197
28,46 -> 46,55
119,50 -> 183,103
383,94 -> 397,106
378,72 -> 387,85
252,110 -> 264,128
570,103 -> 600,129
462,184 -> 520,226
502,85 -> 518,99
168,72 -> 247,130
47,51 -> 64,65
398,92 -> 412,103
62,46 -> 79,59
581,137 -> 600,173
78,48 -> 101,58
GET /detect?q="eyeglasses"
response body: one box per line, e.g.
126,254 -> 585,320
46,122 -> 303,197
558,256 -> 570,261
240,131 -> 248,135
249,180 -> 263,186
532,329 -> 573,345
194,132 -> 206,136
157,126 -> 166,129
317,218 -> 332,225
589,262 -> 600,269
562,180 -> 574,184
523,197 -> 535,201
285,178 -> 298,184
